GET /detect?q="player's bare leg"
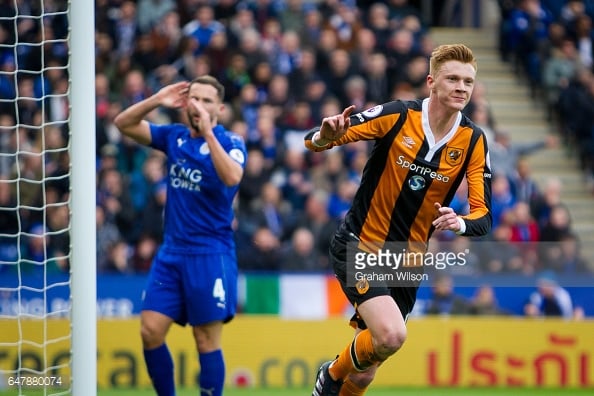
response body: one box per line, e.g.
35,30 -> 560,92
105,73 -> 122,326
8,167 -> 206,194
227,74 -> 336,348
328,296 -> 407,393
141,310 -> 174,348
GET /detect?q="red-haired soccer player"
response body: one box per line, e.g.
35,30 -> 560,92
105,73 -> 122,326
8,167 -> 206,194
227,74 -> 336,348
304,44 -> 492,395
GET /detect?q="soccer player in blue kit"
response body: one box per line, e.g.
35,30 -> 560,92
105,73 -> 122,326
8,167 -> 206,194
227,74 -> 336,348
114,75 -> 246,396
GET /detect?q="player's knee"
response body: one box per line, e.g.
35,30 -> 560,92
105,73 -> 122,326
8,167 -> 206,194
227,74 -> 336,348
140,322 -> 166,348
374,326 -> 407,358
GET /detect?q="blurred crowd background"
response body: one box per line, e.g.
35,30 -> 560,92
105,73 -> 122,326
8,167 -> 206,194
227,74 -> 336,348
1,0 -> 594,317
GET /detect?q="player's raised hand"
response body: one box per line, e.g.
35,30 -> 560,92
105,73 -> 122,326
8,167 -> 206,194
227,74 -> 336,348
157,81 -> 190,109
188,99 -> 215,135
319,105 -> 356,142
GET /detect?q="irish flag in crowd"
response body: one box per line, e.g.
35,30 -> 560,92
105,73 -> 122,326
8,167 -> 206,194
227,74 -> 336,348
237,273 -> 353,319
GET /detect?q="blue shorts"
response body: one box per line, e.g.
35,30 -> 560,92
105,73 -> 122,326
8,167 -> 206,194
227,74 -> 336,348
141,249 -> 238,326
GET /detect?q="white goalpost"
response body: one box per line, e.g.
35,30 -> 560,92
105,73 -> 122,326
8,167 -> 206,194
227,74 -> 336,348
0,0 -> 96,395
70,0 -> 97,394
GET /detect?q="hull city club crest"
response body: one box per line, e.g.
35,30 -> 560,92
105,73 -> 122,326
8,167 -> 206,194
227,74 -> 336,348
445,147 -> 464,166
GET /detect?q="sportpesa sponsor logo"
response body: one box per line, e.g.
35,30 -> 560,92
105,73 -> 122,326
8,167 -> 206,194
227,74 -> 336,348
408,175 -> 426,190
397,155 -> 450,183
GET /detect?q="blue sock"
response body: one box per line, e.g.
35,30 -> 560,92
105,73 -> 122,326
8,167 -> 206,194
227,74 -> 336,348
143,344 -> 175,396
199,349 -> 225,396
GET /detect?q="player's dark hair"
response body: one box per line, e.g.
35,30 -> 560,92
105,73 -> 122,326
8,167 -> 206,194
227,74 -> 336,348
190,75 -> 225,102
429,44 -> 477,76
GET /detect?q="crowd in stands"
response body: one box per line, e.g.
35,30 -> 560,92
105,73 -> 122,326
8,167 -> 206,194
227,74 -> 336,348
0,0 -> 592,306
497,0 -> 594,187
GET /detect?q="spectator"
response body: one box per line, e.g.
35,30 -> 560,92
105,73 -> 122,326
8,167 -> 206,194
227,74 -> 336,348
524,271 -> 574,318
279,227 -> 320,272
182,4 -> 225,56
96,168 -> 137,243
300,8 -> 324,48
531,177 -> 565,229
277,0 -> 307,32
288,47 -> 322,101
321,48 -> 354,108
480,223 -> 524,274
148,10 -> 182,64
238,226 -> 281,271
327,177 -> 358,220
136,0 -> 176,34
96,205 -> 122,274
424,274 -> 470,315
490,173 -> 516,230
130,234 -> 159,273
506,0 -> 553,95
20,223 -> 69,279
508,202 -> 541,273
489,129 -> 558,182
539,203 -> 572,242
510,158 -> 542,205
272,147 -> 314,212
109,0 -> 139,58
556,233 -> 592,274
269,29 -> 302,75
296,189 -> 338,270
250,181 -> 296,242
467,285 -> 510,316
238,148 -> 272,216
542,38 -> 580,121
139,179 -> 167,243
362,51 -> 390,104
569,14 -> 594,71
365,2 -> 392,49
104,240 -> 133,274
236,29 -> 268,76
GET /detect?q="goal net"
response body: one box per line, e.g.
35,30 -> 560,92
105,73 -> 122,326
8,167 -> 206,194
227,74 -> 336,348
0,1 -> 96,394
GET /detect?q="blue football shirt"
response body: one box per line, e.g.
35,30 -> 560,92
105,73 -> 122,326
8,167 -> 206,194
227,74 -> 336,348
149,123 -> 247,253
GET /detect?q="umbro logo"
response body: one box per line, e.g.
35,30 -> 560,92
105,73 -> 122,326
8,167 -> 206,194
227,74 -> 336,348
177,138 -> 185,147
402,136 -> 415,148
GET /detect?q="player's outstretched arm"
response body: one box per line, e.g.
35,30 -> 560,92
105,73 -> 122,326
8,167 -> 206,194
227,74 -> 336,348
114,81 -> 190,145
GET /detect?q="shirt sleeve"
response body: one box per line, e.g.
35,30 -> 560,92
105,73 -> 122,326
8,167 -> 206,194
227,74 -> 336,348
459,131 -> 492,237
149,123 -> 175,153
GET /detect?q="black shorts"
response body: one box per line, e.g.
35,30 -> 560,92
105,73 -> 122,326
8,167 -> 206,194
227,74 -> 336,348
329,225 -> 420,330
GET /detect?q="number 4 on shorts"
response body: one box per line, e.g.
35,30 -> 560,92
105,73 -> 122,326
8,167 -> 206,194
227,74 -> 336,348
212,278 -> 226,302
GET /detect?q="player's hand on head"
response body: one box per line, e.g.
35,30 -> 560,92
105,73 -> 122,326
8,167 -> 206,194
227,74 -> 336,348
159,81 -> 189,109
320,105 -> 356,142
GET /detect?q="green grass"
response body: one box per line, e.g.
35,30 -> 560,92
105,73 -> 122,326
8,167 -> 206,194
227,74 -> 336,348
1,387 -> 593,396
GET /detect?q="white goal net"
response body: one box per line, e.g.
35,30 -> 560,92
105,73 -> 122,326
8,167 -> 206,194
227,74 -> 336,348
0,1 -> 96,394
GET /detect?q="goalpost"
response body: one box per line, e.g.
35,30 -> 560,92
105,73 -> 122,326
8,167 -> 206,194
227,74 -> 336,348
70,0 -> 97,394
0,0 -> 96,394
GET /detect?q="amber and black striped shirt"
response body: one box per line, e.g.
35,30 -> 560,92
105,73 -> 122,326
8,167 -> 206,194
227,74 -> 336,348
304,99 -> 492,249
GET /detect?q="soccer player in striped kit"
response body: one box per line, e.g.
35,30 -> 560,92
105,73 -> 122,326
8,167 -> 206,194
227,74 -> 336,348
304,44 -> 492,395
115,75 -> 246,396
